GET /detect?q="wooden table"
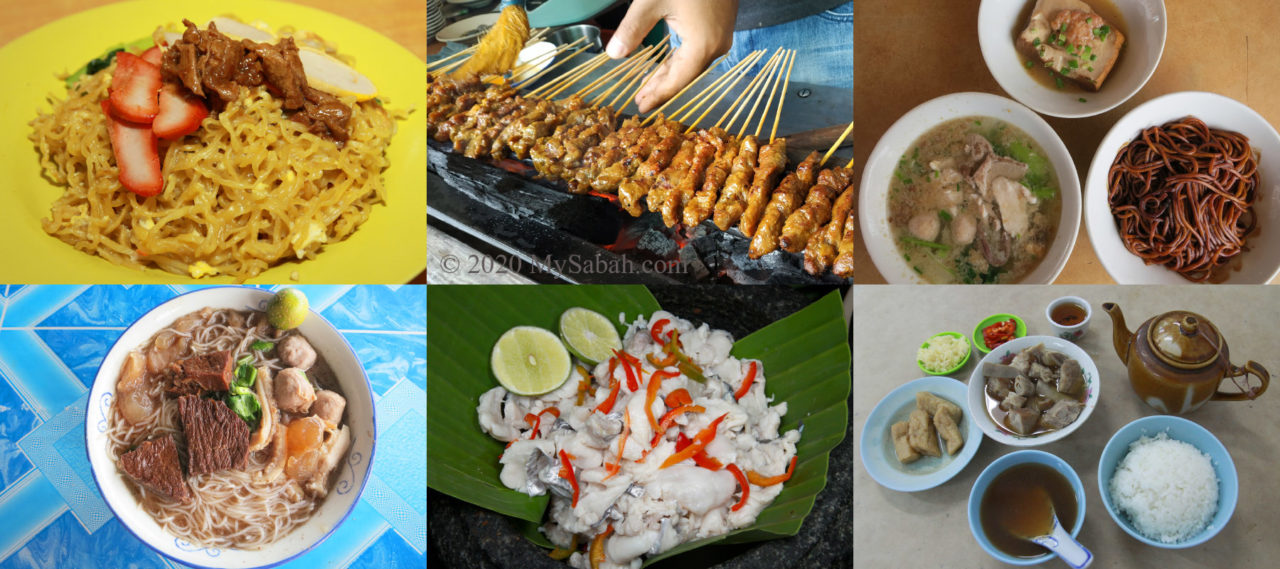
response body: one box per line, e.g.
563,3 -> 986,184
0,0 -> 426,60
853,0 -> 1280,283
853,285 -> 1280,567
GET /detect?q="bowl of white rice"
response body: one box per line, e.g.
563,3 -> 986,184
1098,415 -> 1238,548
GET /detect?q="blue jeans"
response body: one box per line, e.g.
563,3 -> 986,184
671,2 -> 852,88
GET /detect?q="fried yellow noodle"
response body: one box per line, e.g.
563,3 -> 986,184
29,61 -> 398,280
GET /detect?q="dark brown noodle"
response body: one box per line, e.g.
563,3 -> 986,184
1107,116 -> 1258,282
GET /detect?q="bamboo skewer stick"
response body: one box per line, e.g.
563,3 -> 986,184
594,44 -> 665,108
640,54 -> 729,126
531,52 -> 607,98
428,45 -> 477,71
544,54 -> 614,99
668,51 -> 762,124
753,49 -> 791,138
820,121 -> 856,167
844,156 -> 856,169
516,42 -> 594,90
770,50 -> 796,144
737,50 -> 785,138
571,44 -> 657,100
685,50 -> 768,133
714,48 -> 783,133
608,45 -> 668,111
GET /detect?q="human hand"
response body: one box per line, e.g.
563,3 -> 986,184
606,0 -> 738,114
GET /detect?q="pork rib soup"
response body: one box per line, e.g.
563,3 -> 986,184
888,117 -> 1061,283
108,307 -> 352,550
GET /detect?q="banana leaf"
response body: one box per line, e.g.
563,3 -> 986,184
426,285 -> 850,566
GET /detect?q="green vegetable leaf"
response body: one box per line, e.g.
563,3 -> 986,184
900,235 -> 950,252
225,393 -> 261,424
938,209 -> 953,222
251,340 -> 275,352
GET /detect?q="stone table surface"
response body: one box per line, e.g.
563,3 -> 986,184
853,285 -> 1280,567
853,0 -> 1280,284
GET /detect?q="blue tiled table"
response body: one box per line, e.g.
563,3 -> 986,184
0,285 -> 425,568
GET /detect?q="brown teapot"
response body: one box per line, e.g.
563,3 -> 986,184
1102,302 -> 1269,415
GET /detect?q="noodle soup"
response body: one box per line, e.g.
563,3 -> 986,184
107,307 -> 352,549
888,117 -> 1061,283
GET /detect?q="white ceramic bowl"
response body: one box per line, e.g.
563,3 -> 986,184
85,287 -> 376,568
1083,91 -> 1280,284
977,0 -> 1167,118
859,92 -> 1082,284
966,335 -> 1099,447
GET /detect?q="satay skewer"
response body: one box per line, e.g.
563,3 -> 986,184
526,51 -> 604,97
844,156 -> 855,169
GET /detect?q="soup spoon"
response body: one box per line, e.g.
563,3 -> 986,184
1013,488 -> 1092,568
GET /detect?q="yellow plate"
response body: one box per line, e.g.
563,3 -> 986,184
0,0 -> 426,284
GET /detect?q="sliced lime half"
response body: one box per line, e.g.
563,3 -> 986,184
491,326 -> 572,396
559,307 -> 621,365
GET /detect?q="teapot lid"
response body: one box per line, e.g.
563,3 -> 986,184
1147,311 -> 1223,369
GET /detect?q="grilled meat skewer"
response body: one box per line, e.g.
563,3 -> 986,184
779,168 -> 854,252
738,138 -> 788,237
749,151 -> 821,258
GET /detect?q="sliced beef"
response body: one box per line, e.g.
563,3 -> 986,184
178,395 -> 250,475
1042,399 -> 1085,430
165,350 -> 234,396
118,435 -> 191,503
161,20 -> 352,142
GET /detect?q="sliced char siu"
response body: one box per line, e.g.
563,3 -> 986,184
118,435 -> 191,503
178,395 -> 250,475
165,350 -> 234,396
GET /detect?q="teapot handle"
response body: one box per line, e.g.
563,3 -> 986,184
1213,361 -> 1270,401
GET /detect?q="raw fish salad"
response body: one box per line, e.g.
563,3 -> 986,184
477,311 -> 801,568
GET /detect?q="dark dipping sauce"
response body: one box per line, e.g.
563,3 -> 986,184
980,463 -> 1078,558
1051,302 -> 1087,326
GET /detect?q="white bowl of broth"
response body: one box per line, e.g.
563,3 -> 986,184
977,0 -> 1167,118
860,92 -> 1081,284
966,335 -> 1099,447
1084,91 -> 1280,284
85,287 -> 375,568
968,450 -> 1087,565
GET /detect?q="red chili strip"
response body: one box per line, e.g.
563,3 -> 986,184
734,361 -> 758,401
558,449 -> 579,508
727,464 -> 749,511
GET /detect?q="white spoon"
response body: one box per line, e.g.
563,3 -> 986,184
1013,486 -> 1093,569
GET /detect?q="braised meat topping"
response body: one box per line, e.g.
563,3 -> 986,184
177,394 -> 250,476
162,19 -> 351,142
118,435 -> 191,503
